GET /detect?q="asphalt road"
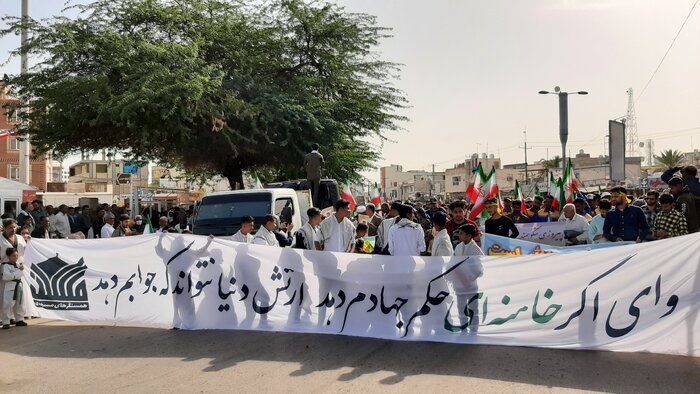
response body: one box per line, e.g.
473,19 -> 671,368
0,319 -> 698,393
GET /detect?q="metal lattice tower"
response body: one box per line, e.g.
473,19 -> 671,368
625,88 -> 639,157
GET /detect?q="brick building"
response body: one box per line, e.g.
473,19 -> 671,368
0,83 -> 51,191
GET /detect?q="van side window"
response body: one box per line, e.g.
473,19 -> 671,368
275,198 -> 294,224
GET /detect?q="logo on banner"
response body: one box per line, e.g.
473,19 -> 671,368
30,255 -> 89,310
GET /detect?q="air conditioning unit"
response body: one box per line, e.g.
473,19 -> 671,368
506,176 -> 514,182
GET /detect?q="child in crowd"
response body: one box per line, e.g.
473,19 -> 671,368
354,223 -> 369,253
2,248 -> 27,329
454,224 -> 484,256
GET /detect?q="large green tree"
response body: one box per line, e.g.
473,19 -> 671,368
1,0 -> 406,187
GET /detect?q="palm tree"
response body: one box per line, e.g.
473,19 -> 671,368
653,149 -> 685,169
542,155 -> 562,171
537,155 -> 561,181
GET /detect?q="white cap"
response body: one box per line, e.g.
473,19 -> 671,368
601,192 -> 612,198
586,193 -> 595,200
356,205 -> 367,214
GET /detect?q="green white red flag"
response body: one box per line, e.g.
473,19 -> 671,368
466,163 -> 486,203
514,180 -> 525,207
468,167 -> 498,221
341,181 -> 357,211
371,184 -> 381,205
548,172 -> 562,212
563,158 -> 579,204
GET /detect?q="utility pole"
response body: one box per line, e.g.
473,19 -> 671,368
519,128 -> 532,185
19,0 -> 30,185
431,163 -> 435,198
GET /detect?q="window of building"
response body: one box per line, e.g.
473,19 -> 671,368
7,164 -> 19,180
5,110 -> 18,124
8,136 -> 19,151
452,176 -> 461,186
95,164 -> 109,173
392,182 -> 398,187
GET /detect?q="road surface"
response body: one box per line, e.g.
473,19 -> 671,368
1,319 -> 698,393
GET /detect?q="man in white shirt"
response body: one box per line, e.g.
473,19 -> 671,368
53,205 -> 72,239
232,216 -> 254,244
253,215 -> 280,247
101,215 -> 115,238
376,202 -> 401,254
388,204 -> 425,256
319,200 -> 355,252
297,208 -> 322,250
588,200 -> 611,244
560,203 -> 590,245
431,211 -> 453,257
454,224 -> 484,256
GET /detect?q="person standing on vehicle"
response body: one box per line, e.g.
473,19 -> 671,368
304,143 -> 325,208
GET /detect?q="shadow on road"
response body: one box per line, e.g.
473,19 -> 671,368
0,322 -> 698,392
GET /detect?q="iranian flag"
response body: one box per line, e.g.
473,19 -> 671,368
563,158 -> 579,204
514,179 -> 525,207
0,129 -> 16,139
468,167 -> 498,221
466,163 -> 485,203
255,175 -> 264,190
548,172 -> 562,212
371,184 -> 381,205
341,181 -> 357,211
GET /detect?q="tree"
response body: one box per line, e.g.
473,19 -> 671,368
653,149 -> 685,169
1,0 -> 406,188
537,155 -> 561,181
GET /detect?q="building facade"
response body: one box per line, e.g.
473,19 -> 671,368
0,84 -> 51,191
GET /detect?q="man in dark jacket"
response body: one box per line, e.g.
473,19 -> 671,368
31,216 -> 51,239
603,187 -> 649,242
304,143 -> 324,207
661,165 -> 700,197
668,177 -> 699,233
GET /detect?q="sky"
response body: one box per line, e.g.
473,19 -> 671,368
2,0 -> 699,184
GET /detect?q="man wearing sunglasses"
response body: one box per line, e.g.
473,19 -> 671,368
603,187 -> 649,243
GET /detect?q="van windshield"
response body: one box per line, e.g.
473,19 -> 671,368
196,193 -> 272,222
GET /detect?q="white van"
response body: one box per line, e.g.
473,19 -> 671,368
0,177 -> 35,219
192,188 -> 305,237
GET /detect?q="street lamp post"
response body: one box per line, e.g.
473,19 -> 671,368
539,87 -> 588,177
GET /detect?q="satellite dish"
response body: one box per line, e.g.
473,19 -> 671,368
554,86 -> 561,93
639,142 -> 645,148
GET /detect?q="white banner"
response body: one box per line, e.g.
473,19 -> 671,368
22,233 -> 700,356
514,222 -> 565,246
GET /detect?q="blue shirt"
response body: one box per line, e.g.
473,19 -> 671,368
603,205 -> 649,242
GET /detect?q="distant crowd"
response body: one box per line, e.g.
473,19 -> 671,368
1,201 -> 197,240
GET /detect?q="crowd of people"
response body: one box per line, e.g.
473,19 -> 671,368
232,166 -> 700,255
2,200 -> 198,240
0,165 -> 698,330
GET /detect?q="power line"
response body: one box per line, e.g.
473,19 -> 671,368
636,0 -> 699,103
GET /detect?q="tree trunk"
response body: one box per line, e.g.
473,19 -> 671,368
222,161 -> 244,190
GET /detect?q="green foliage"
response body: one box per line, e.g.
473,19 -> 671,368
1,0 -> 406,188
653,149 -> 685,169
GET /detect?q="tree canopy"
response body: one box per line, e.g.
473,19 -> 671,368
1,0 -> 407,187
654,149 -> 685,169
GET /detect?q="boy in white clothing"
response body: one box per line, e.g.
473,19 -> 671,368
2,248 -> 27,329
454,224 -> 484,256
